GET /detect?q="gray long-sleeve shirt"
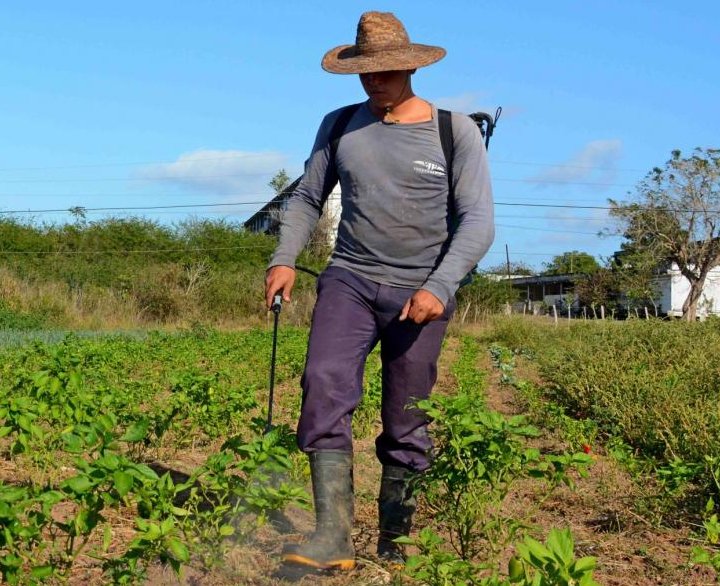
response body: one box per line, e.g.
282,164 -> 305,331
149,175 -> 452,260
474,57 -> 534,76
269,102 -> 494,304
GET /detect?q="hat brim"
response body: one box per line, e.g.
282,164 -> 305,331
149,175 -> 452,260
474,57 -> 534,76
321,43 -> 446,74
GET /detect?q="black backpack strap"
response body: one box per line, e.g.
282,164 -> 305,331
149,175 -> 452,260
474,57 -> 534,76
437,108 -> 454,197
439,108 -> 475,288
438,108 -> 458,229
320,102 -> 363,197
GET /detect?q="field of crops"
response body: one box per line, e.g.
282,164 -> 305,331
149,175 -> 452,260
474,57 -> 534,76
485,317 -> 720,502
0,327 -> 317,583
2,318 -> 720,584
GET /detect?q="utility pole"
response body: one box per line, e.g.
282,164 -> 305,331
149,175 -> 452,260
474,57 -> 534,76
505,244 -> 511,279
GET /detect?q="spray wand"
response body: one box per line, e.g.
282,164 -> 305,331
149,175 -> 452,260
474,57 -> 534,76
265,292 -> 282,434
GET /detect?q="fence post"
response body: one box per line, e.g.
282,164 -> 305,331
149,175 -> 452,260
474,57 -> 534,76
460,302 -> 472,325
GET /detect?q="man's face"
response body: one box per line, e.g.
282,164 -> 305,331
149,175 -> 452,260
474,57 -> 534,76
359,70 -> 411,109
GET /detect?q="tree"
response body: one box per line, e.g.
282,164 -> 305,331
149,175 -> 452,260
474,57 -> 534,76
611,252 -> 662,316
268,169 -> 291,195
304,203 -> 338,260
456,274 -> 519,320
574,268 -> 616,318
483,261 -> 535,276
610,148 -> 720,321
542,251 -> 600,275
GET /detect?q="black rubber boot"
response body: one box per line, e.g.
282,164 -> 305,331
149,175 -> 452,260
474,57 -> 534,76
377,465 -> 417,565
282,451 -> 355,571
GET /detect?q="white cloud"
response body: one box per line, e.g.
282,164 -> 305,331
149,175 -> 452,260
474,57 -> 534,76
137,149 -> 290,196
431,93 -> 520,120
529,140 -> 623,189
433,92 -> 484,113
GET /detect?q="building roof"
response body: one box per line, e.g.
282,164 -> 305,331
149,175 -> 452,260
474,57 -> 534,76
507,273 -> 588,286
243,176 -> 302,230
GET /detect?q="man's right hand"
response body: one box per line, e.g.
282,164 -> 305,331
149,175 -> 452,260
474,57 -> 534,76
265,265 -> 296,309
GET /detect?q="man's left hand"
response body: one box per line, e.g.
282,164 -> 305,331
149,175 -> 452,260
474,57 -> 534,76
399,289 -> 445,324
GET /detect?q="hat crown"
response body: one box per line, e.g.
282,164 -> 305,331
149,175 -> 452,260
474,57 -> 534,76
355,12 -> 411,56
321,11 -> 445,75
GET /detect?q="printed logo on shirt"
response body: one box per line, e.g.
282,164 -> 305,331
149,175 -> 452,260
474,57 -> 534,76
413,160 -> 446,177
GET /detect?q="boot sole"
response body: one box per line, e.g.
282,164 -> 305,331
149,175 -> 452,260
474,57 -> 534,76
282,553 -> 356,571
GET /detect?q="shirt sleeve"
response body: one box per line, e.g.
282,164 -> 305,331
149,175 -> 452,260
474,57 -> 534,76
267,111 -> 339,269
421,113 -> 495,303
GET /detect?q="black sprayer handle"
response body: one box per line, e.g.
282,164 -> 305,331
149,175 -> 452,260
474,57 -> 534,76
266,293 -> 282,434
469,106 -> 502,150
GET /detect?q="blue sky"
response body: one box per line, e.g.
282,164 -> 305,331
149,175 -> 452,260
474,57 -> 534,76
1,1 -> 718,271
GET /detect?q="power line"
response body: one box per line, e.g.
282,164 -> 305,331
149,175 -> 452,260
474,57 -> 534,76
496,202 -> 613,210
0,175 -> 634,188
95,211 -> 615,225
483,250 -> 561,257
495,213 -> 609,222
0,244 -> 273,256
489,157 -> 648,174
495,223 -> 601,236
493,177 -> 632,188
0,173 -> 278,184
1,199 -> 716,216
1,192 -> 615,204
0,201 -> 273,215
0,244 -> 559,258
0,192 -> 289,199
72,210 -> 613,222
0,154 -> 642,174
0,153 -> 285,172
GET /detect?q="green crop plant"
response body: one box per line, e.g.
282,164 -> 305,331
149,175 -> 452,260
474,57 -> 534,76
167,369 -> 258,441
401,527 -> 599,586
0,397 -> 308,582
690,460 -> 720,580
489,344 -> 599,455
0,396 -> 46,457
510,528 -> 600,585
0,483 -> 64,584
162,424 -> 310,567
690,497 -> 720,580
401,335 -> 592,584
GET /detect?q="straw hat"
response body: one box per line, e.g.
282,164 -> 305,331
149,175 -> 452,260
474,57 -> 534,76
322,11 -> 446,75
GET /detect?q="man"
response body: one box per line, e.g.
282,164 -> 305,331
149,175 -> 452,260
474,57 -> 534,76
265,11 -> 494,571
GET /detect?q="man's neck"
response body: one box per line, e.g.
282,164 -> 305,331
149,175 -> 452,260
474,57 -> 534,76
370,95 -> 433,124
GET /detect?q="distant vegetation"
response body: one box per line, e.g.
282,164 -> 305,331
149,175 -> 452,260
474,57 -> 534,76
0,216 -> 325,329
542,250 -> 601,275
0,216 -> 525,330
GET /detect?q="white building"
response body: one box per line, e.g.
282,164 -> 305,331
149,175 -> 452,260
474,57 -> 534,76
654,264 -> 720,318
244,178 -> 341,247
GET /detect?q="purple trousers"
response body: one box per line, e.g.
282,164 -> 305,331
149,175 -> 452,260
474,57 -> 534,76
297,266 -> 455,472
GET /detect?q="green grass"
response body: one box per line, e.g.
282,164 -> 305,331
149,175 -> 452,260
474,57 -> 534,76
480,315 -> 720,502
